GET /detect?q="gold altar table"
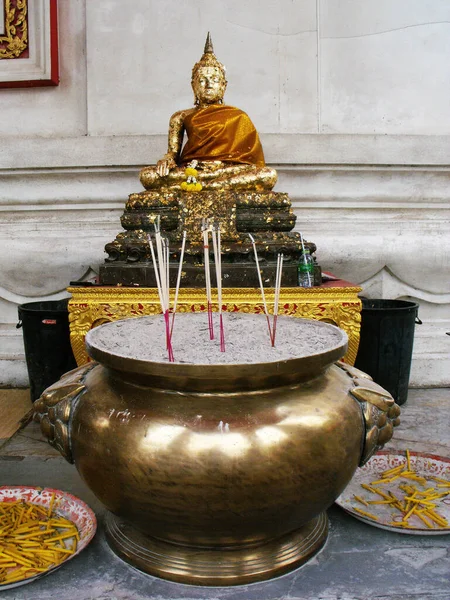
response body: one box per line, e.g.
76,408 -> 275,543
68,279 -> 362,366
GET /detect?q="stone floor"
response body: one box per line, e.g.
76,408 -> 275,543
0,388 -> 449,600
0,388 -> 31,440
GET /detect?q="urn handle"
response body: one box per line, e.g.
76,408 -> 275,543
33,363 -> 96,463
337,362 -> 401,466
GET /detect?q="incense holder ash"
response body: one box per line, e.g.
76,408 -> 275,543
33,314 -> 400,586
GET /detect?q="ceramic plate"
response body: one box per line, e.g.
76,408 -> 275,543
0,486 -> 97,590
336,451 -> 450,535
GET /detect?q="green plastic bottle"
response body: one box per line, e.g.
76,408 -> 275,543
298,249 -> 314,287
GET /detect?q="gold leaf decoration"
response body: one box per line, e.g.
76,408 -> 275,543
0,0 -> 28,59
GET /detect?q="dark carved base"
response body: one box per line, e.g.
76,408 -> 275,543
99,261 -> 323,288
99,189 -> 320,288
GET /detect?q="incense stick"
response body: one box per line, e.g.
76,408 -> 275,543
212,222 -> 225,352
154,223 -> 167,307
218,225 -> 225,352
248,234 -> 272,342
202,219 -> 214,340
163,237 -> 173,360
148,231 -> 174,362
272,253 -> 283,347
165,238 -> 170,307
148,235 -> 164,311
170,230 -> 187,339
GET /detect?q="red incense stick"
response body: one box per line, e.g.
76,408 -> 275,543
202,219 -> 214,340
219,313 -> 225,352
164,310 -> 174,361
249,234 -> 272,344
148,232 -> 175,362
212,223 -> 225,352
170,230 -> 187,340
272,253 -> 284,347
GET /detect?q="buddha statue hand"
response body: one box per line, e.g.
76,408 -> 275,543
156,153 -> 177,178
140,160 -> 277,192
33,363 -> 96,463
337,362 -> 401,466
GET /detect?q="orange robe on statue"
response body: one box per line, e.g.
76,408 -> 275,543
179,105 -> 266,167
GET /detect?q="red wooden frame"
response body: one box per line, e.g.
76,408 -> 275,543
0,0 -> 59,88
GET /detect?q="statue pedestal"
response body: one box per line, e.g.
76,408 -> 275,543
68,279 -> 362,366
100,189 -> 318,288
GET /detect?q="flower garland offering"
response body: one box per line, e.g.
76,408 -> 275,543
0,497 -> 78,585
180,161 -> 202,192
351,450 -> 450,529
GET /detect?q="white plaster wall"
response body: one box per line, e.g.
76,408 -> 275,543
0,0 -> 87,137
0,0 -> 449,387
320,0 -> 450,134
85,0 -> 319,135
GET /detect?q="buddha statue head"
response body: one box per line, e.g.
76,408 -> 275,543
192,33 -> 227,106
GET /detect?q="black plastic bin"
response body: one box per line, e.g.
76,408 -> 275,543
354,299 -> 421,406
17,300 -> 77,402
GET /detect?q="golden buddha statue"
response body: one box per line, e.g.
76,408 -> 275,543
100,34 -> 319,288
139,34 -> 277,192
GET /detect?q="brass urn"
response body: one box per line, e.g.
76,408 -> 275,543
34,314 -> 400,586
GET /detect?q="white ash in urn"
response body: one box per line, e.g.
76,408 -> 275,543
87,313 -> 347,365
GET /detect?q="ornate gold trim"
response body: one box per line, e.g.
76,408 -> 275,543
68,286 -> 362,302
68,286 -> 362,367
0,0 -> 28,59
